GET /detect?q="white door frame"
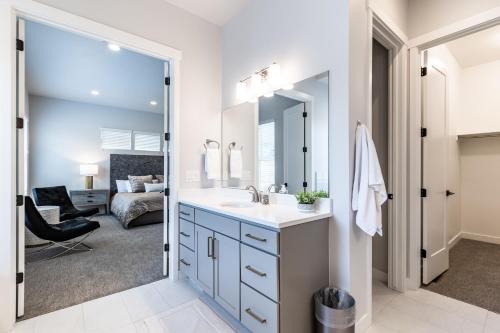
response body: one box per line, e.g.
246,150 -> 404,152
407,7 -> 500,290
367,8 -> 408,295
0,1 -> 182,331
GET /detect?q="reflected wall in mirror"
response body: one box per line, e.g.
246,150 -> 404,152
222,71 -> 329,195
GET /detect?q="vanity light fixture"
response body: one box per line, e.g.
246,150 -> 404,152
236,62 -> 290,103
283,83 -> 294,90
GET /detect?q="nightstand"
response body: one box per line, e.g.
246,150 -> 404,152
70,189 -> 110,214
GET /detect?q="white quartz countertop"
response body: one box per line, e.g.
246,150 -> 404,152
177,188 -> 332,229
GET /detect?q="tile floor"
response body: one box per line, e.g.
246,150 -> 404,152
12,278 -> 235,333
369,280 -> 500,333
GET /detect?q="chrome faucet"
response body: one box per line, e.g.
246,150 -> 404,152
245,185 -> 260,203
267,184 -> 278,193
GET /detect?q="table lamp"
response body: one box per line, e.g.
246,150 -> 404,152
80,164 -> 98,190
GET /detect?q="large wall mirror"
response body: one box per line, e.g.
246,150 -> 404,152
222,71 -> 329,195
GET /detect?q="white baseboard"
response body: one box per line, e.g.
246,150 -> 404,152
356,312 -> 371,333
372,268 -> 388,283
461,232 -> 500,245
448,232 -> 462,249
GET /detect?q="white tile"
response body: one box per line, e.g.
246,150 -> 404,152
193,300 -> 234,333
153,279 -> 200,308
373,293 -> 397,315
424,304 -> 465,333
484,328 -> 500,333
459,319 -> 484,333
120,283 -> 171,322
134,320 -> 149,333
34,304 -> 85,333
366,322 -> 398,333
387,294 -> 429,321
374,306 -> 429,332
83,293 -> 132,332
152,305 -> 217,333
12,319 -> 36,333
486,311 -> 500,330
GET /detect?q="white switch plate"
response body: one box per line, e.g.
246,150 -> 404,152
185,170 -> 201,182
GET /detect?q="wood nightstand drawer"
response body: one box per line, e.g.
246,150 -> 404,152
70,190 -> 110,213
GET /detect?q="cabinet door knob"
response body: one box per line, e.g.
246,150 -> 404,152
245,308 -> 267,324
245,265 -> 267,277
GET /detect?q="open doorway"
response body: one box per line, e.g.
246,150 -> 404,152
419,23 -> 500,313
17,19 -> 171,319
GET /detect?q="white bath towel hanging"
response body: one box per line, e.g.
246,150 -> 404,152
205,147 -> 220,180
352,123 -> 387,236
229,149 -> 243,179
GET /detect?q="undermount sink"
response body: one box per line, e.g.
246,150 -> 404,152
219,201 -> 256,208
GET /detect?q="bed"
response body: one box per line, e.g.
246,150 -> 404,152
109,154 -> 165,228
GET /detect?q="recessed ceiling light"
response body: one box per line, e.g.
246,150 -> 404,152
107,43 -> 121,52
150,100 -> 158,106
90,90 -> 100,96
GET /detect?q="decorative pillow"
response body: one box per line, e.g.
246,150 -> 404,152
116,180 -> 131,193
145,183 -> 164,193
156,175 -> 165,183
152,179 -> 159,184
128,175 -> 153,193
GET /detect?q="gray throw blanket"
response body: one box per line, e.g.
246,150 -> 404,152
111,192 -> 163,228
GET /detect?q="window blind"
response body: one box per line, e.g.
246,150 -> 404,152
100,128 -> 132,150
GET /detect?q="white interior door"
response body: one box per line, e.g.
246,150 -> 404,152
16,18 -> 26,317
283,103 -> 305,194
163,62 -> 170,276
422,64 -> 449,284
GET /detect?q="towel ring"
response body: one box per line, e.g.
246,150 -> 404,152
228,142 -> 243,152
204,139 -> 220,150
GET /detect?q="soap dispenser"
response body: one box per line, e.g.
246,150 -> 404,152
279,184 -> 288,194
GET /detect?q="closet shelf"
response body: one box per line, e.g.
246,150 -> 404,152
458,131 -> 500,139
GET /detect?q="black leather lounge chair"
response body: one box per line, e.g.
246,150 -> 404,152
25,197 -> 100,261
32,186 -> 99,221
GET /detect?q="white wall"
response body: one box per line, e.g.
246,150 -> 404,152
222,0 -> 375,326
460,137 -> 500,243
408,0 -> 500,39
458,59 -> 500,135
426,45 -> 463,244
28,95 -> 164,192
370,0 -> 409,36
33,0 -> 222,189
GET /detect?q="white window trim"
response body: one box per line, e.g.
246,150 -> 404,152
133,130 -> 162,152
100,127 -> 133,151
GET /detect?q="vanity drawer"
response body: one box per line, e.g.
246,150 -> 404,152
241,244 -> 279,302
241,283 -> 278,333
179,219 -> 195,250
241,223 -> 279,255
179,204 -> 195,222
179,245 -> 195,280
196,209 -> 239,240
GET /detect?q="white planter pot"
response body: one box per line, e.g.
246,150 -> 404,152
297,203 -> 316,212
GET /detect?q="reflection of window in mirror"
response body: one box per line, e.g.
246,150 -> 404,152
258,121 -> 275,191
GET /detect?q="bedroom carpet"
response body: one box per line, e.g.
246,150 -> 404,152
23,215 -> 164,320
423,239 -> 500,314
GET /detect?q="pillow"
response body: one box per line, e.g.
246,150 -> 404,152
145,183 -> 164,193
128,175 -> 153,193
152,179 -> 159,184
116,180 -> 131,193
156,175 -> 165,183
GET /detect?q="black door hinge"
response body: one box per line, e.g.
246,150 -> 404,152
421,128 -> 427,137
16,39 -> 24,52
165,132 -> 170,141
421,188 -> 427,198
164,243 -> 170,252
164,188 -> 170,197
302,181 -> 308,188
16,117 -> 24,129
165,77 -> 171,86
302,147 -> 307,153
421,249 -> 427,258
421,67 -> 427,76
16,272 -> 24,284
302,112 -> 307,118
16,195 -> 23,207
388,193 -> 393,200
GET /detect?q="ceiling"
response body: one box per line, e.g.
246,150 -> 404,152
26,21 -> 164,114
446,24 -> 500,68
161,0 -> 249,25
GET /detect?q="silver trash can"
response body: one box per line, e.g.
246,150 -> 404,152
314,287 -> 356,333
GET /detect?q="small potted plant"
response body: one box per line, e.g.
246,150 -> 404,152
295,191 -> 318,212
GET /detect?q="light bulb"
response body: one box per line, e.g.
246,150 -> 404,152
268,63 -> 281,87
250,73 -> 263,97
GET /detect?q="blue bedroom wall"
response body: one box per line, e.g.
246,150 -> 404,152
28,95 -> 164,192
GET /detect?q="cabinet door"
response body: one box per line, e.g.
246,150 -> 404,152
195,225 -> 214,297
214,233 -> 240,319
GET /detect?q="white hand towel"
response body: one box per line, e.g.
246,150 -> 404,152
229,149 -> 243,179
204,147 -> 220,180
352,124 -> 387,236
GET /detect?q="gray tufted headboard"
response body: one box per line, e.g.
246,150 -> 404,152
109,154 -> 164,194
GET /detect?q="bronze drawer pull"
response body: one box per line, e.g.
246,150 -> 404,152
245,233 -> 267,242
245,265 -> 267,277
180,232 -> 191,238
245,308 -> 267,324
180,259 -> 191,266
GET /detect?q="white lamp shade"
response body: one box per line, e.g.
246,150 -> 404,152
80,164 -> 98,176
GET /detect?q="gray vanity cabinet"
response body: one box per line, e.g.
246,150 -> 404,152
214,232 -> 240,319
195,224 -> 215,297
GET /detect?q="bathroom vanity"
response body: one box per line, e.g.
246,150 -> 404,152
177,190 -> 332,333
